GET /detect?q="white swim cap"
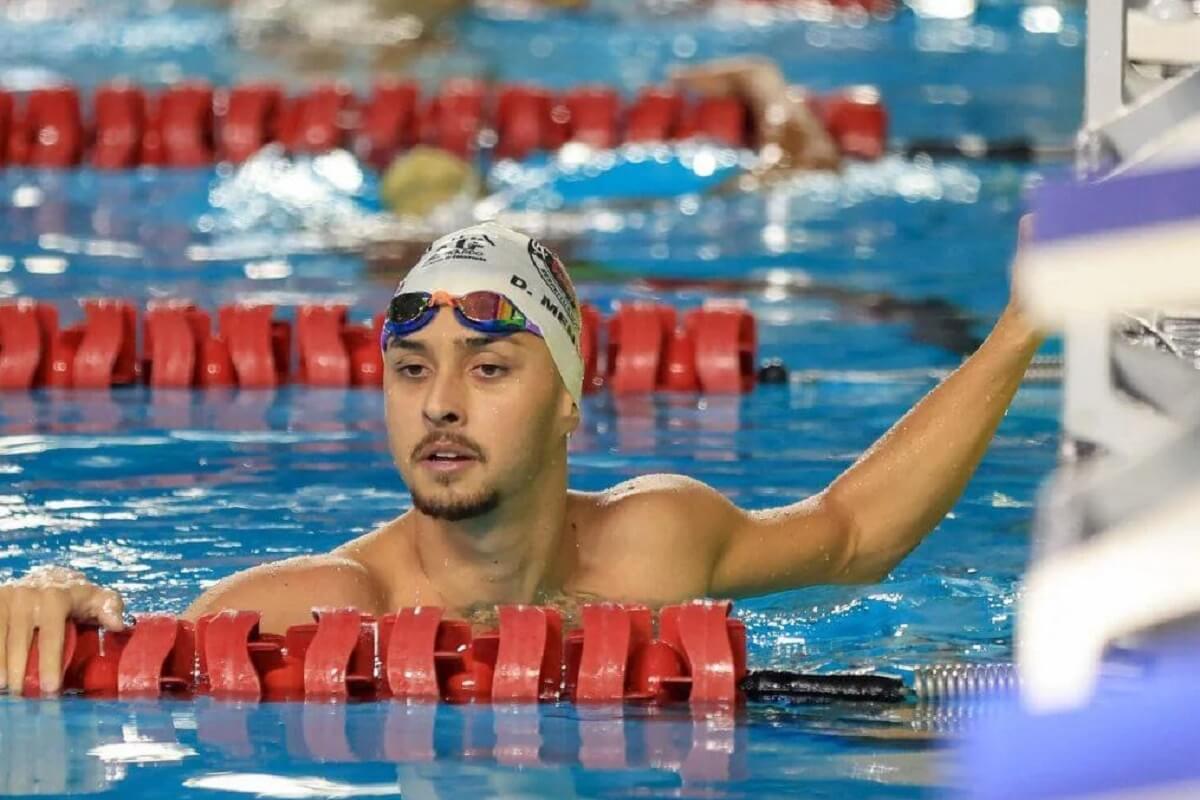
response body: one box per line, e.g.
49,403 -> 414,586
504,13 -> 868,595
392,222 -> 584,405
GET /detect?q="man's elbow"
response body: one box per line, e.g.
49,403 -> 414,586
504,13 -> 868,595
818,490 -> 895,585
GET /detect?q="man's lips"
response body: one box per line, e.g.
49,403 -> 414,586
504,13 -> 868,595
413,439 -> 482,472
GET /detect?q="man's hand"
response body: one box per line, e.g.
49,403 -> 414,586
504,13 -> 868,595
670,56 -> 841,174
992,214 -> 1046,347
0,566 -> 125,694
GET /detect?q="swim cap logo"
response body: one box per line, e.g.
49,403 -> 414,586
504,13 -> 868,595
419,232 -> 497,268
528,238 -> 577,313
527,238 -> 581,349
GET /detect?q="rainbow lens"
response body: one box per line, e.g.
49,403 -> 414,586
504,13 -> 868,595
456,291 -> 528,331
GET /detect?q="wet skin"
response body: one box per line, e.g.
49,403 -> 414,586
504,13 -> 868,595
0,228 -> 1044,693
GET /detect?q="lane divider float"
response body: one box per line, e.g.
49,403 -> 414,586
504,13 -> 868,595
19,600 -> 747,705
0,297 -> 758,394
0,79 -> 888,170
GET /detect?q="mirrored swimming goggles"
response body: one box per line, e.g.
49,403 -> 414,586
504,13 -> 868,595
381,290 -> 543,349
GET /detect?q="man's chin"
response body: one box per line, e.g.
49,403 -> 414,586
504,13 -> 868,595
410,487 -> 500,522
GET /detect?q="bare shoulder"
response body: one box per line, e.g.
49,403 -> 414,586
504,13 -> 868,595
601,473 -> 735,508
567,475 -> 745,603
585,474 -> 744,549
184,552 -> 387,633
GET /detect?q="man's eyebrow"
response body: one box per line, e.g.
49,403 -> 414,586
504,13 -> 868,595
462,335 -> 507,349
386,335 -> 514,353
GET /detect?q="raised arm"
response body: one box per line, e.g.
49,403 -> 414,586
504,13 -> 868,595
708,245 -> 1044,595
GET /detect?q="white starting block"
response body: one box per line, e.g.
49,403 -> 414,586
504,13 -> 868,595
1015,0 -> 1200,715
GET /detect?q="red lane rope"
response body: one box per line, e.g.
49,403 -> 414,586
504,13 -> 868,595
0,298 -> 758,394
0,79 -> 887,169
20,599 -> 746,705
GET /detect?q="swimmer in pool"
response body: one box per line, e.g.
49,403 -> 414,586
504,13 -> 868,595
0,220 -> 1043,693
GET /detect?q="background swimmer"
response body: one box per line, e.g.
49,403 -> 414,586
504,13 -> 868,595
0,219 -> 1042,694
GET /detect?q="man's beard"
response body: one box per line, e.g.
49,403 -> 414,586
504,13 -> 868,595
410,486 -> 500,521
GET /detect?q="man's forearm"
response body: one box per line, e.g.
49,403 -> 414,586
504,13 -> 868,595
824,304 -> 1043,580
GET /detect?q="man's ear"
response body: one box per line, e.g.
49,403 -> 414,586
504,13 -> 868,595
559,390 -> 581,438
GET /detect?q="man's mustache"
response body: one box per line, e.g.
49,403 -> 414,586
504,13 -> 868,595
411,432 -> 486,462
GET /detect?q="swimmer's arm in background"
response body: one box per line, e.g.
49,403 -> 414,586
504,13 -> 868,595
669,57 -> 841,173
182,555 -> 387,634
708,236 -> 1045,594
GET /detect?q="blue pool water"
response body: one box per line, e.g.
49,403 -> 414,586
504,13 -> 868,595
0,1 -> 1076,796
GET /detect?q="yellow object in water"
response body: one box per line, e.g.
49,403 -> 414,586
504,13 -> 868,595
380,146 -> 481,218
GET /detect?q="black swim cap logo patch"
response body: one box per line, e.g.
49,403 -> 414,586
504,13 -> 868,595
527,238 -> 578,315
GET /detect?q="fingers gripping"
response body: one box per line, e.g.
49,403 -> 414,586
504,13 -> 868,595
35,611 -> 67,694
0,576 -> 125,695
4,592 -> 34,696
2,588 -> 73,695
84,588 -> 126,631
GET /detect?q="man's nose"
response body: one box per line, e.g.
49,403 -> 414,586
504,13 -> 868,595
422,370 -> 466,427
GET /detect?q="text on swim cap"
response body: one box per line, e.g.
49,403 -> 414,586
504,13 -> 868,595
511,274 -> 578,345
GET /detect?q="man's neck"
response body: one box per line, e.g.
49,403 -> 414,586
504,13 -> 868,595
408,466 -> 571,610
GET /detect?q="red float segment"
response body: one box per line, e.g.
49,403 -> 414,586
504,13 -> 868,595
117,614 -> 196,698
573,603 -> 653,702
69,623 -> 105,694
296,304 -> 351,386
607,304 -> 670,395
21,622 -> 78,697
629,639 -> 688,703
544,97 -> 572,151
381,607 -> 446,700
564,87 -> 621,150
659,600 -> 742,704
296,305 -> 389,387
0,90 -> 12,167
0,300 -> 55,390
625,89 -> 683,143
661,326 -> 699,392
380,608 -> 478,702
493,605 -> 564,702
358,80 -> 419,169
441,627 -> 497,704
199,337 -> 237,387
199,610 -> 266,699
91,83 -> 146,169
9,298 -> 142,390
421,79 -> 486,158
6,98 -> 30,166
158,82 -> 214,167
495,85 -> 552,161
831,0 -> 895,14
73,299 -> 138,389
283,83 -> 353,154
218,83 -> 283,163
22,86 -> 85,167
218,304 -> 291,388
346,313 -> 384,387
683,97 -> 748,148
143,301 -> 211,388
43,328 -> 81,388
818,86 -> 888,160
139,96 -> 165,166
686,303 -> 757,394
302,608 -> 376,699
